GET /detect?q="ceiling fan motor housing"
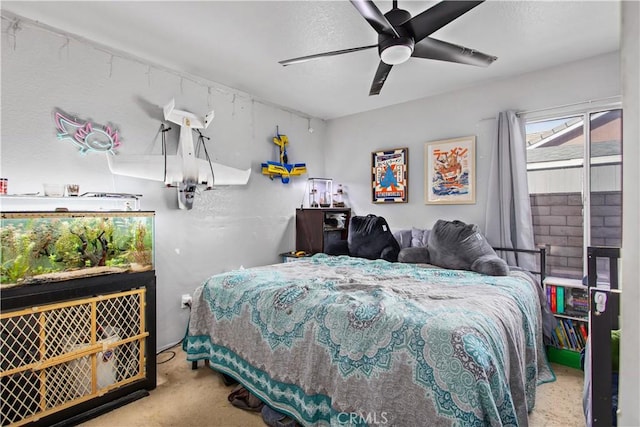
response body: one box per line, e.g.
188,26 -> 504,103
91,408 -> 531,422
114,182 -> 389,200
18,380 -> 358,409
379,8 -> 414,65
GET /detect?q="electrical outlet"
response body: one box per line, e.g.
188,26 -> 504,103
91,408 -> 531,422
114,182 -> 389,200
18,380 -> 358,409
181,294 -> 192,309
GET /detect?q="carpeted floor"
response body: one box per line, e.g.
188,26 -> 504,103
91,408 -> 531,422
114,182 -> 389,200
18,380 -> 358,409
80,346 -> 585,427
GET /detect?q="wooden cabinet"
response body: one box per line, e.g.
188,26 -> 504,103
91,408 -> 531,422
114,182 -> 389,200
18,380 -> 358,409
295,208 -> 351,254
0,272 -> 156,426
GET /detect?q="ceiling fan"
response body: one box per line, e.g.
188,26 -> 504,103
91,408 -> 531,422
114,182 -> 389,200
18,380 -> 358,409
279,0 -> 497,96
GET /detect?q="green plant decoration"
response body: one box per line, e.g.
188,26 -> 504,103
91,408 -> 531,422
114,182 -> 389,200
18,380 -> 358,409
67,218 -> 115,267
54,222 -> 84,268
1,225 -> 36,283
127,221 -> 152,265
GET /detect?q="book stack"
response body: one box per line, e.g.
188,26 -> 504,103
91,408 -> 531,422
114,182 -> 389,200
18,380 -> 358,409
545,284 -> 589,317
564,287 -> 589,317
545,318 -> 589,351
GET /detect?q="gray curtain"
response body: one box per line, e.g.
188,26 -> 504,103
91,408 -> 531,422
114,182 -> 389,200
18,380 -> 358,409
484,110 -> 536,271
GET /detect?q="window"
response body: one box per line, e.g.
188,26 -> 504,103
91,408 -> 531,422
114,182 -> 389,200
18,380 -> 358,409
526,109 -> 622,280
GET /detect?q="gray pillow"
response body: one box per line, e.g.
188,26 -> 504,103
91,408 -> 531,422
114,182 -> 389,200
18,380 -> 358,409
398,246 -> 431,264
427,219 -> 509,276
393,229 -> 413,249
411,227 -> 430,248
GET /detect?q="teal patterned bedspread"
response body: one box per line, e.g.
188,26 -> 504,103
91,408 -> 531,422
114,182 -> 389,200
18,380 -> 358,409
184,254 -> 553,426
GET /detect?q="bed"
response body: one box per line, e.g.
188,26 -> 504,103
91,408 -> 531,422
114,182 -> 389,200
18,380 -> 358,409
183,253 -> 553,426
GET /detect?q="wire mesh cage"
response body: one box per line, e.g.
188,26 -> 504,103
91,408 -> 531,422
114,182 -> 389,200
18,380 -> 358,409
0,289 -> 148,426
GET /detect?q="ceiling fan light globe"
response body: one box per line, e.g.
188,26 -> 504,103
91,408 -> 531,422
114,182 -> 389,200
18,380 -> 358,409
380,44 -> 412,65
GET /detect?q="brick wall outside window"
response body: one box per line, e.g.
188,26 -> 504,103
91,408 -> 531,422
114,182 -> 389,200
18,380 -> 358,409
530,191 -> 622,279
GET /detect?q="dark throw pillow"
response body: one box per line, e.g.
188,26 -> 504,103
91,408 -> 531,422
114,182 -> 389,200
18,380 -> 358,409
348,214 -> 400,262
324,240 -> 350,256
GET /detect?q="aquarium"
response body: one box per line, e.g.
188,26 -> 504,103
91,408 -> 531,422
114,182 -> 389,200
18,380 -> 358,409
1,211 -> 154,288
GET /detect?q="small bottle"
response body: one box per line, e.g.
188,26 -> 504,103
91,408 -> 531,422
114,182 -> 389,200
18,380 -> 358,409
310,184 -> 318,208
333,184 -> 344,207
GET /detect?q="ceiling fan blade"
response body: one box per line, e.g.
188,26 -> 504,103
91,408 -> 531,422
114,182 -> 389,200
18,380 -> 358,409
369,61 -> 393,96
406,1 -> 484,42
412,37 -> 497,67
350,0 -> 399,37
279,45 -> 377,66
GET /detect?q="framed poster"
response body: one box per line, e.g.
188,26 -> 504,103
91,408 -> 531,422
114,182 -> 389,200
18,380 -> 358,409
371,147 -> 408,203
424,136 -> 476,204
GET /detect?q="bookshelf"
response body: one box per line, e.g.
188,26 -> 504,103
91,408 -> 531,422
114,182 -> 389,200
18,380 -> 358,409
543,276 -> 589,369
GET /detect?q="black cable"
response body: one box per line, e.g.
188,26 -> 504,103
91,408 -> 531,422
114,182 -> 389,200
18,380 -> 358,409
160,124 -> 172,183
156,339 -> 183,364
195,129 -> 215,188
157,350 -> 176,364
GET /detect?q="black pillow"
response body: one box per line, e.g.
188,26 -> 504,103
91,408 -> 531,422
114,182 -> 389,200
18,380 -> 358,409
324,240 -> 350,256
348,214 -> 400,262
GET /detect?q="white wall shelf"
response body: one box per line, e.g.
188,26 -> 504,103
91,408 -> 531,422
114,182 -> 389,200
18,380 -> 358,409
0,194 -> 140,211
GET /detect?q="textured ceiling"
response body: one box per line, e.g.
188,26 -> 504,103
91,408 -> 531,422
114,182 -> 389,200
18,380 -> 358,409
1,1 -> 621,120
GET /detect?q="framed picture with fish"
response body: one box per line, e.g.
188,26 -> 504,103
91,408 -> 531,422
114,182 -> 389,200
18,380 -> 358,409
424,136 -> 476,205
371,147 -> 408,203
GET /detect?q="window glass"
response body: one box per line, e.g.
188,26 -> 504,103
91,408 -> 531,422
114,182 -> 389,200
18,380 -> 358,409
589,110 -> 622,281
525,109 -> 622,281
526,115 -> 585,279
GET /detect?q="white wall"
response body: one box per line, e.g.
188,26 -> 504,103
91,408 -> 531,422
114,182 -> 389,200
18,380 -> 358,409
324,52 -> 621,233
0,18 -> 327,349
